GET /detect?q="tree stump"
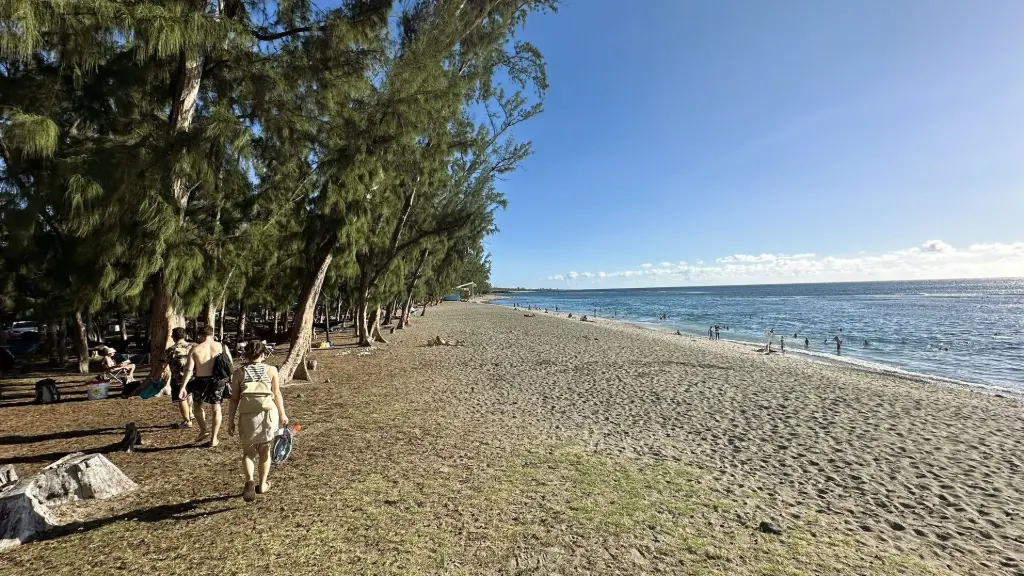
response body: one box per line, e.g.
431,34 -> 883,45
0,453 -> 136,550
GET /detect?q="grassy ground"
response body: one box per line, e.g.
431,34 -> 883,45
0,308 -> 956,575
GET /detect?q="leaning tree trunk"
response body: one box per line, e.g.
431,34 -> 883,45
72,311 -> 89,374
382,300 -> 395,326
279,253 -> 333,384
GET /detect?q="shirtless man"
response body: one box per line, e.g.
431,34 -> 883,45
180,325 -> 232,446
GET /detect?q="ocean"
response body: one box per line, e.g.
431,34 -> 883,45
494,278 -> 1024,392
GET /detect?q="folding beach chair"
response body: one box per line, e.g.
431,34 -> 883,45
103,364 -> 134,386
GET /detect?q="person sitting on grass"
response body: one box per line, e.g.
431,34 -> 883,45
227,340 -> 289,502
100,347 -> 135,381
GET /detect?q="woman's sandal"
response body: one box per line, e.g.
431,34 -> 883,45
242,481 -> 256,502
256,481 -> 271,495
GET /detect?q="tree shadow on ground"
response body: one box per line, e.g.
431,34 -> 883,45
35,494 -> 237,543
0,423 -> 176,446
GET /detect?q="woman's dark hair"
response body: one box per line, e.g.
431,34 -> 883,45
243,340 -> 268,364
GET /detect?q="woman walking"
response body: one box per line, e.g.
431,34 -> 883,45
227,340 -> 289,502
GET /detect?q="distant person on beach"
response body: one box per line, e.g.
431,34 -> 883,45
708,326 -> 713,340
675,330 -> 682,336
714,325 -> 720,340
568,313 -> 573,318
834,335 -> 842,354
766,328 -> 775,353
227,340 -> 288,502
780,336 -> 785,354
804,338 -> 809,348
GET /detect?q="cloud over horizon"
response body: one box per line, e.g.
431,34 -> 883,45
542,240 -> 1024,287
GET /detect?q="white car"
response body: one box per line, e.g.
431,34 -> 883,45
6,321 -> 39,339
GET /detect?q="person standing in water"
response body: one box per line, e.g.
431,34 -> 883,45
804,337 -> 810,348
227,340 -> 288,502
179,325 -> 232,447
834,334 -> 843,354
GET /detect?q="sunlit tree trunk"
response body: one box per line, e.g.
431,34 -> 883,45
279,252 -> 333,383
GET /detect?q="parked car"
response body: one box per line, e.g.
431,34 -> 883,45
6,321 -> 39,339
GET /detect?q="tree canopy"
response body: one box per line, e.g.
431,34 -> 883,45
0,0 -> 553,380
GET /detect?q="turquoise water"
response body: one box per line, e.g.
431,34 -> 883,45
495,278 -> 1024,392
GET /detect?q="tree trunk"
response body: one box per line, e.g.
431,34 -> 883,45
218,299 -> 227,341
370,306 -> 388,344
398,248 -> 429,329
272,311 -> 279,335
117,312 -> 128,341
72,311 -> 89,374
149,273 -> 185,374
279,253 -> 333,384
237,301 -> 247,339
203,301 -> 216,332
56,318 -> 69,364
324,297 -> 332,343
282,309 -> 289,333
355,284 -> 373,347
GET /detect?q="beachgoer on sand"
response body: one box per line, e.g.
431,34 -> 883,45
708,326 -> 713,340
714,325 -> 720,340
162,327 -> 194,428
180,324 -> 233,447
228,340 -> 289,502
780,336 -> 785,354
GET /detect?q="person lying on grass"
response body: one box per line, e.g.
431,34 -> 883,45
227,340 -> 289,502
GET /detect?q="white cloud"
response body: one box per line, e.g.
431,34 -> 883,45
541,240 -> 1024,287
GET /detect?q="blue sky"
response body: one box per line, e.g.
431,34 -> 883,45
488,0 -> 1024,288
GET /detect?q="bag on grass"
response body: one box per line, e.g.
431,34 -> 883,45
121,380 -> 143,398
138,379 -> 164,400
118,422 -> 141,452
34,379 -> 60,404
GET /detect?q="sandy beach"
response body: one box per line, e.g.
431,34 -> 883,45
2,301 -> 1022,575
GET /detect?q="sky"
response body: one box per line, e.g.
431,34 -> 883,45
487,0 -> 1024,288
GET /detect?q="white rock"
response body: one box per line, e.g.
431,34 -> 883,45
0,479 -> 58,551
0,453 -> 136,550
36,453 -> 138,504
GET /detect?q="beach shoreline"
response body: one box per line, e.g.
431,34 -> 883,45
484,294 -> 1024,400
